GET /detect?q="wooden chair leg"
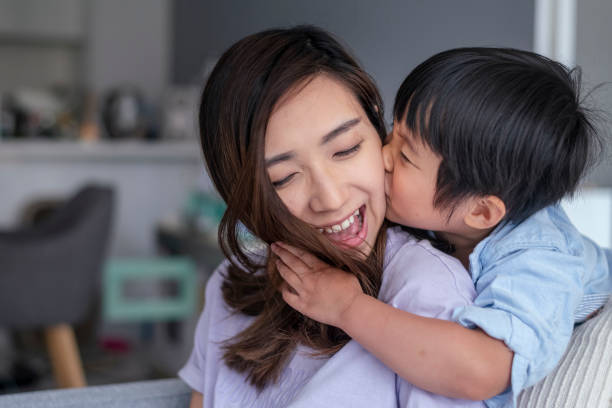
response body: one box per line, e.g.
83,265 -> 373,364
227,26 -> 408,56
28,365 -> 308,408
44,323 -> 86,388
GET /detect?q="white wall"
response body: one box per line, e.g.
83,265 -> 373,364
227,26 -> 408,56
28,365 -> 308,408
0,142 -> 210,256
86,0 -> 170,106
0,0 -> 82,38
0,0 -> 186,257
0,0 -> 171,104
576,0 -> 612,187
0,0 -> 83,92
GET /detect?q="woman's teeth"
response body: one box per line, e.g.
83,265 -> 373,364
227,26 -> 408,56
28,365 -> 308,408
318,209 -> 361,234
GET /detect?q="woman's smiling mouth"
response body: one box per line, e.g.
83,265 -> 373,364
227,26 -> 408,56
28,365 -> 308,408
316,205 -> 368,247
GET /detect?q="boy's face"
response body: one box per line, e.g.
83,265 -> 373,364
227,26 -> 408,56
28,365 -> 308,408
382,120 -> 464,232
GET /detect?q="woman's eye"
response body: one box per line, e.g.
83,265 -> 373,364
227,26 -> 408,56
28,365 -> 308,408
334,142 -> 362,158
271,173 -> 296,188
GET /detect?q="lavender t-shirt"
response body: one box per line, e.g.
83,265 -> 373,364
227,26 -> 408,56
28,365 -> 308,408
179,226 -> 484,408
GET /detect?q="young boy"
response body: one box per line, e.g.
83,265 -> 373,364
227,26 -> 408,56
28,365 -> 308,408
272,48 -> 612,407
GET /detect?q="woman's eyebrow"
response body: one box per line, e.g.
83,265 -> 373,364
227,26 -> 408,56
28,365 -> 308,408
265,151 -> 294,168
320,118 -> 360,145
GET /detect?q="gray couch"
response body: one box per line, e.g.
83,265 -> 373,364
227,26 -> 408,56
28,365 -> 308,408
0,379 -> 191,408
1,296 -> 610,408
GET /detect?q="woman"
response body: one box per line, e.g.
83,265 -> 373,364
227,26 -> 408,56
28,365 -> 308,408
180,26 -> 483,407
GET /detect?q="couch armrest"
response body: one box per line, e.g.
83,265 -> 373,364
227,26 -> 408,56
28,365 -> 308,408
0,378 -> 191,408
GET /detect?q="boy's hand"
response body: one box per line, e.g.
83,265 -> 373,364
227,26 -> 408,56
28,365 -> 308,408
270,242 -> 363,328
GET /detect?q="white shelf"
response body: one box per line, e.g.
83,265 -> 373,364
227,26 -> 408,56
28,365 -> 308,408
0,140 -> 202,163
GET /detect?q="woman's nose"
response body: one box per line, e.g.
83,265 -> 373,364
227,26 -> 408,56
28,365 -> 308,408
309,173 -> 347,213
382,143 -> 394,173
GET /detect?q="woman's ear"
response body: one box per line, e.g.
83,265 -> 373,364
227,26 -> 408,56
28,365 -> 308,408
463,196 -> 506,230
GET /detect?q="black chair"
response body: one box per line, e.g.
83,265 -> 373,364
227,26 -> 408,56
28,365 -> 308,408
0,185 -> 114,388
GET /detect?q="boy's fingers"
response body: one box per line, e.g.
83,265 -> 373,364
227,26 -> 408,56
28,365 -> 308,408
280,283 -> 301,310
299,250 -> 326,269
274,242 -> 315,268
271,243 -> 311,272
276,260 -> 303,289
280,281 -> 297,295
275,241 -> 306,257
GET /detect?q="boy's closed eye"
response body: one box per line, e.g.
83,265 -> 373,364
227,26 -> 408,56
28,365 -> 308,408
400,150 -> 420,169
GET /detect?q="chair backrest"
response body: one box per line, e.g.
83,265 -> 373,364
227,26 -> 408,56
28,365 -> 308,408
0,184 -> 115,328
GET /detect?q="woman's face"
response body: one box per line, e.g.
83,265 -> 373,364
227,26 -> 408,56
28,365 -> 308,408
264,74 -> 386,255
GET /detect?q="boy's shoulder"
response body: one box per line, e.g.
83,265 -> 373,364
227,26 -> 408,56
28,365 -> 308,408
480,205 -> 581,257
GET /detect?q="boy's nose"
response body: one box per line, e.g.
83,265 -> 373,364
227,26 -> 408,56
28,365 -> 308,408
382,143 -> 394,172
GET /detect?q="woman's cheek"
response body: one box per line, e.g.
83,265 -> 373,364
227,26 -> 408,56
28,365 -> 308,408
363,151 -> 386,183
278,188 -> 306,219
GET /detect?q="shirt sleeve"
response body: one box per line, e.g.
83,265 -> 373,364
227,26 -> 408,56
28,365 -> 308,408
178,266 -> 225,394
382,240 -> 476,320
178,309 -> 209,393
452,246 -> 584,407
385,241 -> 486,408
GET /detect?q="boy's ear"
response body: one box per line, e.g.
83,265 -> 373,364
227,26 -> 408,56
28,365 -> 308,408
463,195 -> 506,230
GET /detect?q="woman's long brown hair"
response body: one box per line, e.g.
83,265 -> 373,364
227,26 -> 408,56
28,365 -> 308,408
199,26 -> 389,390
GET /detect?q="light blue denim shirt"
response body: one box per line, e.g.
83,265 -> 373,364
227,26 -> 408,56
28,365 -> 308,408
452,204 -> 612,408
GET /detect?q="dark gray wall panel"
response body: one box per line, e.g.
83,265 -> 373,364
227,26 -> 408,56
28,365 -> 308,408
172,0 -> 534,119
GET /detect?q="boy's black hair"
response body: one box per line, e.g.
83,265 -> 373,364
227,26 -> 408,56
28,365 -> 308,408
393,47 -> 602,224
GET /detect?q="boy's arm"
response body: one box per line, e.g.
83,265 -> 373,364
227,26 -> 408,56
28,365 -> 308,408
342,293 -> 512,400
272,242 -> 512,401
453,246 -> 584,399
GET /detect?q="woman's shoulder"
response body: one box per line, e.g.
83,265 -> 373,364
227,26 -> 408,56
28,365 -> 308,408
201,259 -> 232,311
198,258 -> 256,334
384,226 -> 460,271
206,249 -> 267,291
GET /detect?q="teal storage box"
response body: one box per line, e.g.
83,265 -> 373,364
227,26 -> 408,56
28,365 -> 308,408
103,257 -> 197,322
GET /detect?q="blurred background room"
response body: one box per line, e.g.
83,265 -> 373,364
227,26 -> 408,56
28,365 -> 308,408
0,0 -> 610,395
